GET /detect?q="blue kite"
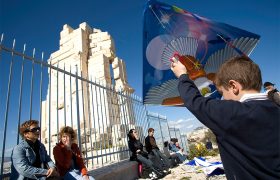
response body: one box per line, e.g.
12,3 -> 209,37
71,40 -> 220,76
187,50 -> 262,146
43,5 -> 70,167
143,0 -> 260,105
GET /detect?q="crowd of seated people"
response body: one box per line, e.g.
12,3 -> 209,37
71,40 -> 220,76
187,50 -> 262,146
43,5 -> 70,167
127,129 -> 165,179
10,120 -> 188,180
128,128 -> 176,179
128,127 -> 189,179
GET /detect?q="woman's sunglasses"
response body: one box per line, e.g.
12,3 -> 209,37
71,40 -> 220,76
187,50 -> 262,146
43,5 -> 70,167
25,127 -> 41,133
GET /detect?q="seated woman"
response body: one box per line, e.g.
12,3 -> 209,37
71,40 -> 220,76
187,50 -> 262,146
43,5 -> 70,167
53,126 -> 94,180
163,141 -> 180,167
169,139 -> 187,163
127,129 -> 164,178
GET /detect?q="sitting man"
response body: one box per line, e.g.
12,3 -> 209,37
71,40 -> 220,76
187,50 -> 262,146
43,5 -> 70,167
11,120 -> 60,180
145,128 -> 170,172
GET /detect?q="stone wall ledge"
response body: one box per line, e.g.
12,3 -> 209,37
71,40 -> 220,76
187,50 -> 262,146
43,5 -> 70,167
88,160 -> 138,180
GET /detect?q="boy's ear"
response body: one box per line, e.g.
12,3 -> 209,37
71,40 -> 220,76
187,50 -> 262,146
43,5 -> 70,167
229,80 -> 240,95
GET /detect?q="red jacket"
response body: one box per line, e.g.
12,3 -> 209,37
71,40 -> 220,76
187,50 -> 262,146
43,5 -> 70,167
53,142 -> 88,176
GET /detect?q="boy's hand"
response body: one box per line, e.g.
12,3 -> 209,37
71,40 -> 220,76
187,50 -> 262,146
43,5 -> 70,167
170,60 -> 187,78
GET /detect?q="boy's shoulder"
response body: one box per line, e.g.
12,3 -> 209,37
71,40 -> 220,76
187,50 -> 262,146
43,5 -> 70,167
241,99 -> 280,115
217,98 -> 278,117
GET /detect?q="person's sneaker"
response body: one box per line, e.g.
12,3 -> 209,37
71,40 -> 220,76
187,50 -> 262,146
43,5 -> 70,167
163,169 -> 171,174
152,172 -> 157,178
149,171 -> 158,179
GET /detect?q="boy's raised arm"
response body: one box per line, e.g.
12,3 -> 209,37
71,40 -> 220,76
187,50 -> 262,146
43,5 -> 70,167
178,74 -> 239,135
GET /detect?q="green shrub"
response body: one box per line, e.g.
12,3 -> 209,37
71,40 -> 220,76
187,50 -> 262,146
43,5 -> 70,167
188,142 -> 219,160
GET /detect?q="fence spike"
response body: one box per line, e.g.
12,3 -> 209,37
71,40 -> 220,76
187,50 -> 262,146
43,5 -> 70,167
12,39 -> 16,49
0,33 -> 4,44
32,48 -> 36,58
23,44 -> 26,54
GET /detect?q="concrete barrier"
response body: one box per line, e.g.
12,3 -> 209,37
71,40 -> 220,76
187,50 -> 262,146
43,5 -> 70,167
88,160 -> 139,180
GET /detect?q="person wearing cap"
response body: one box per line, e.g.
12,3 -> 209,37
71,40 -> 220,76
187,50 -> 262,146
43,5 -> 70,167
264,81 -> 280,106
11,120 -> 60,180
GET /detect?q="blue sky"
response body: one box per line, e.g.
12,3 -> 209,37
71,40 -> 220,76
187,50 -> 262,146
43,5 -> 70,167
1,0 -> 280,146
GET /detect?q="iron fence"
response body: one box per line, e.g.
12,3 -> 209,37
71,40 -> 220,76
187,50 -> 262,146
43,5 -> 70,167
0,35 -> 189,179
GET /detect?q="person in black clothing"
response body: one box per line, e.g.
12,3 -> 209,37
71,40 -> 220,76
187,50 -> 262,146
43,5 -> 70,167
127,129 -> 163,178
205,139 -> 213,150
171,55 -> 280,179
263,81 -> 280,106
145,128 -> 170,171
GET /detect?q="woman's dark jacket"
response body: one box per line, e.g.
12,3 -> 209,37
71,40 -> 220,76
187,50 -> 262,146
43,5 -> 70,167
128,139 -> 148,160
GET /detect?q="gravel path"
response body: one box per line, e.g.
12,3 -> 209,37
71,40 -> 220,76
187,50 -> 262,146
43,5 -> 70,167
140,155 -> 227,180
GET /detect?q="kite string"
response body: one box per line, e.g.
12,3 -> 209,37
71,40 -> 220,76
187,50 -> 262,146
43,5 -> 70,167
149,5 -> 166,29
216,34 -> 247,57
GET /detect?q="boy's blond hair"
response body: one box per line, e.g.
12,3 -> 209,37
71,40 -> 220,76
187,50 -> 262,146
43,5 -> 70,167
215,56 -> 262,91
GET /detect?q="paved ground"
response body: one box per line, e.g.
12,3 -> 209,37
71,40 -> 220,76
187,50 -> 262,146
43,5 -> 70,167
162,164 -> 226,180
140,155 -> 227,180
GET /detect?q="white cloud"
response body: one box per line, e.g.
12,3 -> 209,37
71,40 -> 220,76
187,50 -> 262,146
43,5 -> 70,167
186,125 -> 194,129
175,118 -> 192,124
168,118 -> 195,127
168,117 -> 203,134
168,118 -> 197,133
